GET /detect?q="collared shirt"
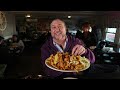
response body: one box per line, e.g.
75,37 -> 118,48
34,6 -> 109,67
53,37 -> 68,52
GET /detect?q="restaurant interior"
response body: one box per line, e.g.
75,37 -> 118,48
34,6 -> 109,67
0,11 -> 120,79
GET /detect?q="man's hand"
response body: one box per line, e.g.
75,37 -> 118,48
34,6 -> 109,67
72,44 -> 86,56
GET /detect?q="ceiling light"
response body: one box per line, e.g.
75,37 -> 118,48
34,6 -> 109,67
68,16 -> 71,18
25,14 -> 31,18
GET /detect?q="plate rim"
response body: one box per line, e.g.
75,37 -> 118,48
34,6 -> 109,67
45,58 -> 90,72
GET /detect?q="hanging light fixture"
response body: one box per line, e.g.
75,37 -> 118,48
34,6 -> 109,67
25,14 -> 31,18
68,16 -> 71,19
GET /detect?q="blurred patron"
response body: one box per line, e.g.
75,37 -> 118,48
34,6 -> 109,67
9,35 -> 25,54
76,22 -> 97,51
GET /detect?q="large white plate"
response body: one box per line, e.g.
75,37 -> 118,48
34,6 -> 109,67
45,58 -> 90,72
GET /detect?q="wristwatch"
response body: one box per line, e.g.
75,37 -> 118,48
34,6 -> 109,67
0,11 -> 7,31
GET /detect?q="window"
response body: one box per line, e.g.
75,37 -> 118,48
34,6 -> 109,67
105,28 -> 117,42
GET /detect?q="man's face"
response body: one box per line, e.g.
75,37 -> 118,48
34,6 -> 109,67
13,36 -> 17,41
50,19 -> 66,41
82,26 -> 91,32
83,27 -> 89,32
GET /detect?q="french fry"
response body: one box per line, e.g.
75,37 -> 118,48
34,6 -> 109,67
54,52 -> 59,64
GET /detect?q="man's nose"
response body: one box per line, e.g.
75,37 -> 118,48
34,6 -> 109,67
56,27 -> 61,31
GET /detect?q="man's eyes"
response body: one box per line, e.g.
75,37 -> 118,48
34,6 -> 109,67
52,26 -> 63,29
52,27 -> 56,29
58,26 -> 63,28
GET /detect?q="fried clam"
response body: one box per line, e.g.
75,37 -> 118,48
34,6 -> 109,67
46,54 -> 57,69
64,58 -> 71,70
74,62 -> 85,72
57,53 -> 65,70
46,54 -> 54,65
69,55 -> 86,72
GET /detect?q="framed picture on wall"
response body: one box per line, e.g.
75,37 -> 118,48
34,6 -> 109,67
0,11 -> 7,31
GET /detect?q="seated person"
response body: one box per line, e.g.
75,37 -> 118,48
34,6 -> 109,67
9,35 -> 25,54
76,22 -> 97,50
41,19 -> 95,78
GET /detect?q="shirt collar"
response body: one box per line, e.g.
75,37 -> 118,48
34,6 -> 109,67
53,37 -> 68,52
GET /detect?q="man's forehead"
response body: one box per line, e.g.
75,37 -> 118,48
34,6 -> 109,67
51,19 -> 64,25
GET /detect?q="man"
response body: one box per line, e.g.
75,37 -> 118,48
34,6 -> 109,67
40,19 -> 95,78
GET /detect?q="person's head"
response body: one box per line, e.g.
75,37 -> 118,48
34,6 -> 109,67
50,19 -> 67,41
82,22 -> 91,32
12,35 -> 19,42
